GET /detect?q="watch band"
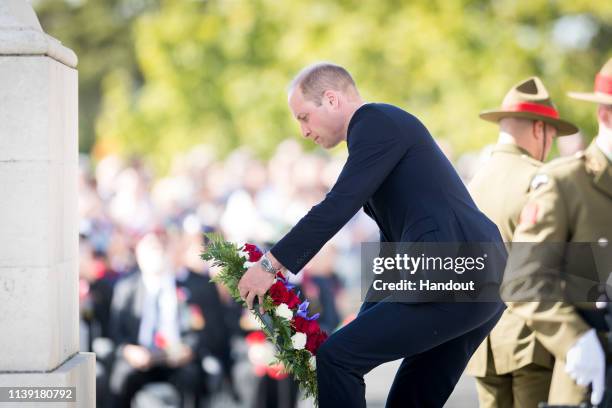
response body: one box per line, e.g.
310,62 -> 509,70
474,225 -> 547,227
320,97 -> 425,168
260,253 -> 278,275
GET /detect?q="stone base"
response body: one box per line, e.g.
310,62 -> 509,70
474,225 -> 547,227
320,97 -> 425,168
0,352 -> 95,407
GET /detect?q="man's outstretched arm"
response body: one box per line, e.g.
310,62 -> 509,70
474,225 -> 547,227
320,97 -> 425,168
238,107 -> 418,310
270,107 -> 415,273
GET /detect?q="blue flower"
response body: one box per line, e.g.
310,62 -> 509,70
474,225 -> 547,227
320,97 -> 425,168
296,300 -> 319,321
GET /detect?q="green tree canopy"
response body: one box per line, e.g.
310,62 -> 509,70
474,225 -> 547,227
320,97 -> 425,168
38,0 -> 612,172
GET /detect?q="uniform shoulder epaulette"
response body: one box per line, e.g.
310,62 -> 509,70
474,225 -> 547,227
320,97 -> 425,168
539,151 -> 585,174
528,151 -> 586,191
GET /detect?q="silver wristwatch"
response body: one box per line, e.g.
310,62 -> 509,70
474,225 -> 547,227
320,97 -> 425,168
260,253 -> 278,275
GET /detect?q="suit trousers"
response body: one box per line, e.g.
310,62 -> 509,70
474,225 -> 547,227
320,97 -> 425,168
315,301 -> 505,408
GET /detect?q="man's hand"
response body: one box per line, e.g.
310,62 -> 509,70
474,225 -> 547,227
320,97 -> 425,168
565,328 -> 606,405
238,261 -> 275,313
123,344 -> 153,371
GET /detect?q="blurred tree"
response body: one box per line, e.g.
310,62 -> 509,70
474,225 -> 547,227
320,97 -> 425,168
40,0 -> 612,171
33,0 -> 159,153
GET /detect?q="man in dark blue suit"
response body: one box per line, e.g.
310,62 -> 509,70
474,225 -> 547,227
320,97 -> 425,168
238,62 -> 505,407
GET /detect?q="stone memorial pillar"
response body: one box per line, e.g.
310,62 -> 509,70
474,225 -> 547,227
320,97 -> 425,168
0,1 -> 95,406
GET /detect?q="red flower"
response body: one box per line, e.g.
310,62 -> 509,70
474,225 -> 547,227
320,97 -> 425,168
243,243 -> 263,262
292,316 -> 321,336
269,281 -> 301,308
285,290 -> 301,309
268,281 -> 289,305
305,330 -> 328,355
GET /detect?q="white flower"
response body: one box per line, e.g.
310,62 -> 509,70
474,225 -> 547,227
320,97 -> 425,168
291,332 -> 307,350
275,304 -> 293,320
243,260 -> 256,269
309,355 -> 317,371
237,249 -> 249,260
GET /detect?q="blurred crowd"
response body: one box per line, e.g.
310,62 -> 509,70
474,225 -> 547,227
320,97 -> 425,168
77,140 -> 380,407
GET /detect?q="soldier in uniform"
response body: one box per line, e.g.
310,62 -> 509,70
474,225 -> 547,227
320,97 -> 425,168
501,58 -> 612,406
466,77 -> 578,408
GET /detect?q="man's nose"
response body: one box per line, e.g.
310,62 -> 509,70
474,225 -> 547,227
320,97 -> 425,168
301,125 -> 311,138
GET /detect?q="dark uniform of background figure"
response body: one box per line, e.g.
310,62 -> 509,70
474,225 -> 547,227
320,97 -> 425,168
466,77 -> 578,408
501,58 -> 612,406
109,267 -> 226,408
176,266 -> 233,391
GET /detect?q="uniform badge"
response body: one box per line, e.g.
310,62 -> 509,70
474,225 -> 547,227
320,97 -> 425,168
518,202 -> 539,226
529,174 -> 549,191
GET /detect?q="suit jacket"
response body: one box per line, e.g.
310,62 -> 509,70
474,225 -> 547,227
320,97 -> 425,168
271,103 -> 503,273
109,270 -> 228,360
466,143 -> 553,377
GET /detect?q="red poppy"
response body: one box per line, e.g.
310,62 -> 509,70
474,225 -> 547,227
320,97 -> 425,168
269,281 -> 289,305
267,363 -> 289,380
292,316 -> 321,336
305,330 -> 328,355
243,243 -> 263,262
154,332 -> 168,350
245,330 -> 267,345
269,281 -> 301,308
285,290 -> 301,309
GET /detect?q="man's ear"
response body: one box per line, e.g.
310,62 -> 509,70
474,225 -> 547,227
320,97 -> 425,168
533,120 -> 545,140
323,90 -> 339,109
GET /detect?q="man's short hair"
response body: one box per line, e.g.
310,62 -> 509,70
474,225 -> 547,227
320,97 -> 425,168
289,62 -> 357,105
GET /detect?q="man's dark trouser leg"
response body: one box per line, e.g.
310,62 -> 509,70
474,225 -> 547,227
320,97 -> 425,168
316,301 -> 504,408
385,304 -> 503,407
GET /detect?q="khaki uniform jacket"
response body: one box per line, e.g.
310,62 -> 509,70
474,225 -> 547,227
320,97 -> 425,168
466,144 -> 554,376
502,141 -> 612,361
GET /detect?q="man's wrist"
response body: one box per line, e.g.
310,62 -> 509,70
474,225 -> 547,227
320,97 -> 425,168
264,251 -> 286,272
260,254 -> 277,275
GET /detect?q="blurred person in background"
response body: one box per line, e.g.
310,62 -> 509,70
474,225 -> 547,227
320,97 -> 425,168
109,232 -> 205,408
301,243 -> 341,333
466,77 -> 578,408
179,216 -> 241,402
108,162 -> 155,236
79,134 -> 366,406
79,236 -> 116,342
79,236 -> 116,408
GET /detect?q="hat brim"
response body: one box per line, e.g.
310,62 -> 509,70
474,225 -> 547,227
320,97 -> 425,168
479,110 -> 578,136
567,91 -> 612,105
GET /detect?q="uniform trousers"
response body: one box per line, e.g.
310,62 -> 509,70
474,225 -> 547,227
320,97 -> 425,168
475,362 -> 552,408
